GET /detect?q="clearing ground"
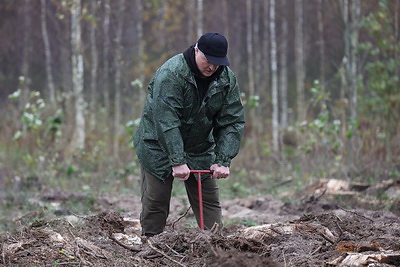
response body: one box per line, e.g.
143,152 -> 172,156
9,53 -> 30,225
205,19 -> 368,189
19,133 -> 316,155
1,178 -> 400,266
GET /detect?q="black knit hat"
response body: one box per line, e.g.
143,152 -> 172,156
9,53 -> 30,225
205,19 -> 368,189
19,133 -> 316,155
197,32 -> 230,66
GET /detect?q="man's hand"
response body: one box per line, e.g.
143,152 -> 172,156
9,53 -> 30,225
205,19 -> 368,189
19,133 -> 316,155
210,164 -> 229,179
172,164 -> 190,181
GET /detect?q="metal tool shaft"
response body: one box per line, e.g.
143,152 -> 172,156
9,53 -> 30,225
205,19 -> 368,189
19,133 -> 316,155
190,170 -> 212,230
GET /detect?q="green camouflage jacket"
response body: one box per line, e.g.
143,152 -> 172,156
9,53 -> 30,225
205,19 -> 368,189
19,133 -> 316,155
134,53 -> 245,180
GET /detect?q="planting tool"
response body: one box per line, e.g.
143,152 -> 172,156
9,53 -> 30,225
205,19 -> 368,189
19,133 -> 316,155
189,170 -> 213,230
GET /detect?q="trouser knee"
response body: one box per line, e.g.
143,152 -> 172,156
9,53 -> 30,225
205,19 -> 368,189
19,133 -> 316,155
140,167 -> 172,235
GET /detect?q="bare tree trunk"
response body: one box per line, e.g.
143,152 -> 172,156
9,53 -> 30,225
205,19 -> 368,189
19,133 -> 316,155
20,0 -> 32,116
391,0 -> 399,161
187,0 -> 195,43
396,0 -> 399,82
253,0 -> 264,138
295,0 -> 305,121
57,5 -> 73,138
246,0 -> 255,98
102,0 -> 111,117
262,1 -> 270,132
253,0 -> 261,91
279,0 -> 288,130
89,0 -> 99,129
340,0 -> 349,104
246,0 -> 256,134
340,0 -> 361,173
270,0 -> 279,153
15,0 -> 32,143
317,0 -> 326,91
136,0 -> 145,114
230,3 -> 243,80
40,0 -> 56,104
70,0 -> 85,151
222,0 -> 229,41
113,0 -> 125,157
157,1 -> 167,47
245,0 -> 260,163
348,0 -> 361,166
55,3 -> 71,92
197,0 -> 203,37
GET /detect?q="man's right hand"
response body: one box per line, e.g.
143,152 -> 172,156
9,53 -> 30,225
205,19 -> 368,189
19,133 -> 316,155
172,164 -> 190,181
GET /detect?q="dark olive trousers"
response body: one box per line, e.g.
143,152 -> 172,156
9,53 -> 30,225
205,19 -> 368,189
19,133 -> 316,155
140,167 -> 222,236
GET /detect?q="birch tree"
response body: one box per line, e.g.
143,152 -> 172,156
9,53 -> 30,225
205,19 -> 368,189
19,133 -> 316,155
197,0 -> 203,37
246,0 -> 257,141
135,0 -> 145,113
348,1 -> 361,128
253,0 -> 262,91
295,0 -> 306,121
396,0 -> 399,81
57,4 -> 72,102
222,0 -> 229,41
187,0 -> 195,44
102,0 -> 111,116
262,1 -> 270,129
89,0 -> 99,129
396,0 -> 399,82
157,1 -> 166,47
40,0 -> 56,104
113,0 -> 125,157
20,0 -> 32,115
317,0 -> 326,92
279,0 -> 288,130
70,0 -> 85,151
246,0 -> 255,99
340,0 -> 361,169
53,3 -> 73,129
270,0 -> 279,152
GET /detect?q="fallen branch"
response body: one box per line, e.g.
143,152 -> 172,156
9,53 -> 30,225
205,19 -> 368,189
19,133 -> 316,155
109,234 -> 141,252
12,211 -> 41,222
147,239 -> 187,267
75,237 -> 109,260
338,206 -> 373,222
70,212 -> 91,220
172,206 -> 191,230
306,187 -> 327,204
45,261 -> 81,266
311,245 -> 322,255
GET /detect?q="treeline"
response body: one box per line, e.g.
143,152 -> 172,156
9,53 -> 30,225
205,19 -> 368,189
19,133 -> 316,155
0,0 -> 399,182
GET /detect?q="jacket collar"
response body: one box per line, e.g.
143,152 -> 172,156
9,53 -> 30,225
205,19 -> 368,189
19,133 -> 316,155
179,53 -> 229,90
183,45 -> 224,82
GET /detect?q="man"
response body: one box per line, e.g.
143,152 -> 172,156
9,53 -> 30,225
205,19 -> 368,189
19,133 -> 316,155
134,32 -> 245,236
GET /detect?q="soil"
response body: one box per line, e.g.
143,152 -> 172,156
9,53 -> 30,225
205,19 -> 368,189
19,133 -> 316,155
1,178 -> 400,267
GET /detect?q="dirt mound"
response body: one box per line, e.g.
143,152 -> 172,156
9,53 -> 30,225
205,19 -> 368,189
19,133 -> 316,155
1,178 -> 400,266
2,201 -> 400,266
0,211 -> 281,266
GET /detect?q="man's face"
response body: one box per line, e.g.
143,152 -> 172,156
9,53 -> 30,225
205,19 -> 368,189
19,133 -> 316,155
195,47 -> 219,77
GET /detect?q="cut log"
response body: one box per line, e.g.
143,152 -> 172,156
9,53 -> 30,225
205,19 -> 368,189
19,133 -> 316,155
327,252 -> 400,266
335,240 -> 381,253
234,221 -> 338,244
235,223 -> 295,239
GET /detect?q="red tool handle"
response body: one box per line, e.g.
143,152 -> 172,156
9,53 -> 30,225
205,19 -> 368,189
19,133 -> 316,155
190,170 -> 213,174
189,170 -> 212,230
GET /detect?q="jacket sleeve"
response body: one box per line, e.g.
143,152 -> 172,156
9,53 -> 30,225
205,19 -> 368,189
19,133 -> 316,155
152,68 -> 187,166
213,72 -> 245,167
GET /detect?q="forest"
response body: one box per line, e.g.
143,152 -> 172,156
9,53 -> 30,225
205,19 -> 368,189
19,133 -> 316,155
1,0 -> 400,266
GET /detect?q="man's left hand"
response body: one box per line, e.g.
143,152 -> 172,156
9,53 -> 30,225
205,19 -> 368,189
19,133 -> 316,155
210,164 -> 229,179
